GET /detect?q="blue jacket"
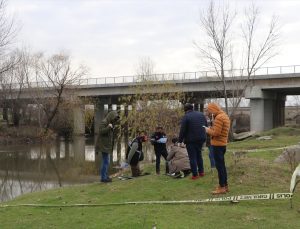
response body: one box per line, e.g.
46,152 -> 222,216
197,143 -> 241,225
178,111 -> 207,144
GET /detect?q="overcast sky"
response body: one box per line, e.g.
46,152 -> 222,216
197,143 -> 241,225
7,0 -> 300,78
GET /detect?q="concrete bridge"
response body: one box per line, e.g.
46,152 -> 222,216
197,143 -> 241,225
5,65 -> 300,134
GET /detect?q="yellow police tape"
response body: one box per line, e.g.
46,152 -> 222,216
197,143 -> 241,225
0,192 -> 293,208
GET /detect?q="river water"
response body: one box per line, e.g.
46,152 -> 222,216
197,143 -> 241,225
0,136 -> 155,203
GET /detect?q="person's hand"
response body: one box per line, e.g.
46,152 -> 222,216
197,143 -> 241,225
108,123 -> 113,128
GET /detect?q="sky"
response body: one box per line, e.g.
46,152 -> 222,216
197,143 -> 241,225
6,0 -> 300,78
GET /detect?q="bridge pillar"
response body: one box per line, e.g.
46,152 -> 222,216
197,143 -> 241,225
194,100 -> 205,112
2,107 -> 8,121
94,98 -> 112,134
273,94 -> 286,128
186,96 -> 204,112
246,86 -> 285,132
72,136 -> 85,162
73,104 -> 85,135
94,102 -> 105,134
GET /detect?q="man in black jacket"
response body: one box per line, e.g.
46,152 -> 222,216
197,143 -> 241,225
178,103 -> 207,180
150,126 -> 169,175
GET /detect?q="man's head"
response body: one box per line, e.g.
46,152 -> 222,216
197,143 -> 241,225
106,110 -> 119,123
156,126 -> 163,133
184,103 -> 193,113
138,131 -> 148,142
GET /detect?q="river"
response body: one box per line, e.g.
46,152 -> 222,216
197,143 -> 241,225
0,136 -> 155,203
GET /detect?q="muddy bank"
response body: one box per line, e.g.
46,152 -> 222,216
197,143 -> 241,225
0,126 -> 56,145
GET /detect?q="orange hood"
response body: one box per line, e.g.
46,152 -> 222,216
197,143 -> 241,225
207,103 -> 222,115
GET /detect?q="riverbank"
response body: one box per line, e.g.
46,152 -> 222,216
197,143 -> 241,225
0,125 -> 56,145
1,127 -> 300,228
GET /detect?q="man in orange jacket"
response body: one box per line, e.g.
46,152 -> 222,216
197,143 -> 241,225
204,103 -> 230,194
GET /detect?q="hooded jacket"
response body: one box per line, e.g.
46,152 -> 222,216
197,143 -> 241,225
206,103 -> 230,146
96,111 -> 119,154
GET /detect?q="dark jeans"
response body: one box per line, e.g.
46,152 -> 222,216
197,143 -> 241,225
212,146 -> 228,187
129,152 -> 140,166
100,152 -> 110,181
208,146 -> 216,168
186,142 -> 204,176
155,150 -> 169,173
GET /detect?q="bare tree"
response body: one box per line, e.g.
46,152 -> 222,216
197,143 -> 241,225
31,53 -> 87,134
195,1 -> 279,131
135,56 -> 156,81
7,49 -> 30,126
0,0 -> 19,122
194,1 -> 235,114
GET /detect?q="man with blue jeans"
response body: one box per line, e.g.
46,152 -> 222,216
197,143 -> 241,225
178,103 -> 207,180
100,152 -> 110,182
96,110 -> 119,183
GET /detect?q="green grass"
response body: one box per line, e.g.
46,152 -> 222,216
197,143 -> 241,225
229,126 -> 300,151
1,127 -> 300,229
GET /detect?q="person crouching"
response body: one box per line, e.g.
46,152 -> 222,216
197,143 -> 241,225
126,131 -> 147,177
167,137 -> 191,178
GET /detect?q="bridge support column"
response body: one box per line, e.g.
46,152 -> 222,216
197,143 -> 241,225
273,94 -> 286,128
72,136 -> 85,162
73,104 -> 85,135
94,101 -> 105,134
246,86 -> 285,132
249,98 -> 274,132
94,98 -> 113,134
2,107 -> 8,121
194,99 -> 205,112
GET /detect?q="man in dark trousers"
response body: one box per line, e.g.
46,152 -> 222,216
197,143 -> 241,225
126,131 -> 148,177
150,126 -> 169,175
204,103 -> 230,194
178,103 -> 207,180
95,110 -> 119,183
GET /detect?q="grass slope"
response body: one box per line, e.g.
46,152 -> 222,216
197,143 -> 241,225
1,127 -> 300,229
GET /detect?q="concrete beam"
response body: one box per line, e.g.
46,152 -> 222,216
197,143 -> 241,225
245,86 -> 275,99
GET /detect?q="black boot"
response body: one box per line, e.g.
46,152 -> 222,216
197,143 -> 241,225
165,162 -> 169,174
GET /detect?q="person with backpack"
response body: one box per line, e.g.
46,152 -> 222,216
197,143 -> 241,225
150,126 -> 169,175
126,131 -> 148,177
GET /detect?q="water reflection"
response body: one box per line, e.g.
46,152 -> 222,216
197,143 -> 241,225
0,136 -> 155,203
0,136 -> 96,203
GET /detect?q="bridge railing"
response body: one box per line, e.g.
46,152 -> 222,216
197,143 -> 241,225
76,65 -> 300,86
5,65 -> 300,89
